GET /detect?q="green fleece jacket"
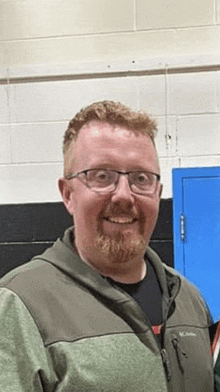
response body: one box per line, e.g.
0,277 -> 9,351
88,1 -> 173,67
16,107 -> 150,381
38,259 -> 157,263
0,227 -> 214,391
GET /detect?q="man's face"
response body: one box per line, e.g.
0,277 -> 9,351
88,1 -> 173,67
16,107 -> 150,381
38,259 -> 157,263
60,121 -> 162,267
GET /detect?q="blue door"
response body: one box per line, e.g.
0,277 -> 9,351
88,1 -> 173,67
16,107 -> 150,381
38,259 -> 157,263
173,167 -> 220,321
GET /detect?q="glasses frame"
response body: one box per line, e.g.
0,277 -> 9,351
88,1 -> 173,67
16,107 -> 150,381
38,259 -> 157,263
65,168 -> 161,195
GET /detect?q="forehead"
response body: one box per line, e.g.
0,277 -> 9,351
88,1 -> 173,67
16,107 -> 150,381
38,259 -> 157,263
66,121 -> 159,172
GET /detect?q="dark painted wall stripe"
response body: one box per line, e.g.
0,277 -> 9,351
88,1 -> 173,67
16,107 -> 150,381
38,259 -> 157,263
0,199 -> 173,277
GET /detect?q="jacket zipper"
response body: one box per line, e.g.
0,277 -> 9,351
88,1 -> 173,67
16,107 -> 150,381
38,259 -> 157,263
161,348 -> 171,381
160,279 -> 181,383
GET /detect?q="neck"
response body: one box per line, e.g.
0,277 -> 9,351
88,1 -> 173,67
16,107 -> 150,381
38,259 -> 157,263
104,259 -> 147,284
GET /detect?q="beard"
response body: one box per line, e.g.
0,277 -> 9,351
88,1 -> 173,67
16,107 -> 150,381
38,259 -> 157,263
93,202 -> 148,264
94,228 -> 146,264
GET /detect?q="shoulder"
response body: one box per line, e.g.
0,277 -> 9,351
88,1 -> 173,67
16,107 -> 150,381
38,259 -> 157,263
0,256 -> 56,293
164,264 -> 212,325
0,234 -> 72,293
0,241 -> 71,320
146,247 -> 212,323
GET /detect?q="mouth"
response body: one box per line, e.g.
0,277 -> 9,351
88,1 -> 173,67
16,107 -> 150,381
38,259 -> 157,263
103,216 -> 137,224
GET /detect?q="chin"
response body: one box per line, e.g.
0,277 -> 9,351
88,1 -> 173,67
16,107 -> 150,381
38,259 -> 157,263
94,230 -> 146,264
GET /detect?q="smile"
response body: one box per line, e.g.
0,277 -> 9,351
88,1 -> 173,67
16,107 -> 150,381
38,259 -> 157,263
104,217 -> 136,224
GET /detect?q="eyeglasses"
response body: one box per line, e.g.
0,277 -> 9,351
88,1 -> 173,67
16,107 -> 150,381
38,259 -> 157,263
65,168 -> 160,195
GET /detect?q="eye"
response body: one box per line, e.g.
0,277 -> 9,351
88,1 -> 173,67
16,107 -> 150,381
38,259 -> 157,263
95,170 -> 110,181
136,172 -> 150,184
132,172 -> 153,188
88,169 -> 114,187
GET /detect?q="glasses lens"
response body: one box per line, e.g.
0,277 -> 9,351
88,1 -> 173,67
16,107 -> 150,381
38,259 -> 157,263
129,172 -> 156,194
87,169 -> 117,190
83,169 -> 159,195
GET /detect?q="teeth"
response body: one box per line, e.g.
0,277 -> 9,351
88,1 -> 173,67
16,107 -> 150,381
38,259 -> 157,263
107,217 -> 134,224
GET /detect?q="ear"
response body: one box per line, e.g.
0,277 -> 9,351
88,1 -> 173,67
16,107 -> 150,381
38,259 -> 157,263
58,178 -> 75,216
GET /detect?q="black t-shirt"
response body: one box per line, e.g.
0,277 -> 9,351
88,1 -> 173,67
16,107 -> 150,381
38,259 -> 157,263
108,261 -> 163,344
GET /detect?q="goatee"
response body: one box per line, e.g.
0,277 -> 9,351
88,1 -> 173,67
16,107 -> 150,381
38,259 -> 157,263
94,230 -> 146,263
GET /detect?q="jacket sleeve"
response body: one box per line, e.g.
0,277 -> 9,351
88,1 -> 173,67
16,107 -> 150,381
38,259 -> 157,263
0,287 -> 57,392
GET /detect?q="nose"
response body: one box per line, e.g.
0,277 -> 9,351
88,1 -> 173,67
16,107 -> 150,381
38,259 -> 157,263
111,174 -> 135,205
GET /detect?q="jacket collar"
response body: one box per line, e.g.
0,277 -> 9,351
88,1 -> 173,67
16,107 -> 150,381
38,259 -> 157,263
145,246 -> 181,320
39,226 -> 180,323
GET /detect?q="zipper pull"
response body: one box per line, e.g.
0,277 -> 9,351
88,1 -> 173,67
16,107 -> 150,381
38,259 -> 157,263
161,348 -> 171,381
172,338 -> 188,373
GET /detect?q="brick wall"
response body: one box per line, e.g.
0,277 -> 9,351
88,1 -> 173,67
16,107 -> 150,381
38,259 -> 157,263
1,64 -> 220,203
1,0 -> 219,66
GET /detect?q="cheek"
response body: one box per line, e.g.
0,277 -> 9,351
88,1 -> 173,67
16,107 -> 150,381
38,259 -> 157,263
72,191 -> 107,229
140,198 -> 160,229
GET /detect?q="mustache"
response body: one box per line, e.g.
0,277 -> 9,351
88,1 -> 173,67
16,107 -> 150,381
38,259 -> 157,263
101,204 -> 137,219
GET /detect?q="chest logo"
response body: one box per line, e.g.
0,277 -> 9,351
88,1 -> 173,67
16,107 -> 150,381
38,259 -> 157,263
179,331 -> 197,338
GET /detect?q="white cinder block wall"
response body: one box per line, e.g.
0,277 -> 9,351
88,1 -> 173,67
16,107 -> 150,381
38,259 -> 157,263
0,0 -> 220,203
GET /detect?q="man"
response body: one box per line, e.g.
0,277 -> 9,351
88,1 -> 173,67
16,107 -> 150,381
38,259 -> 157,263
0,101 -> 214,391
